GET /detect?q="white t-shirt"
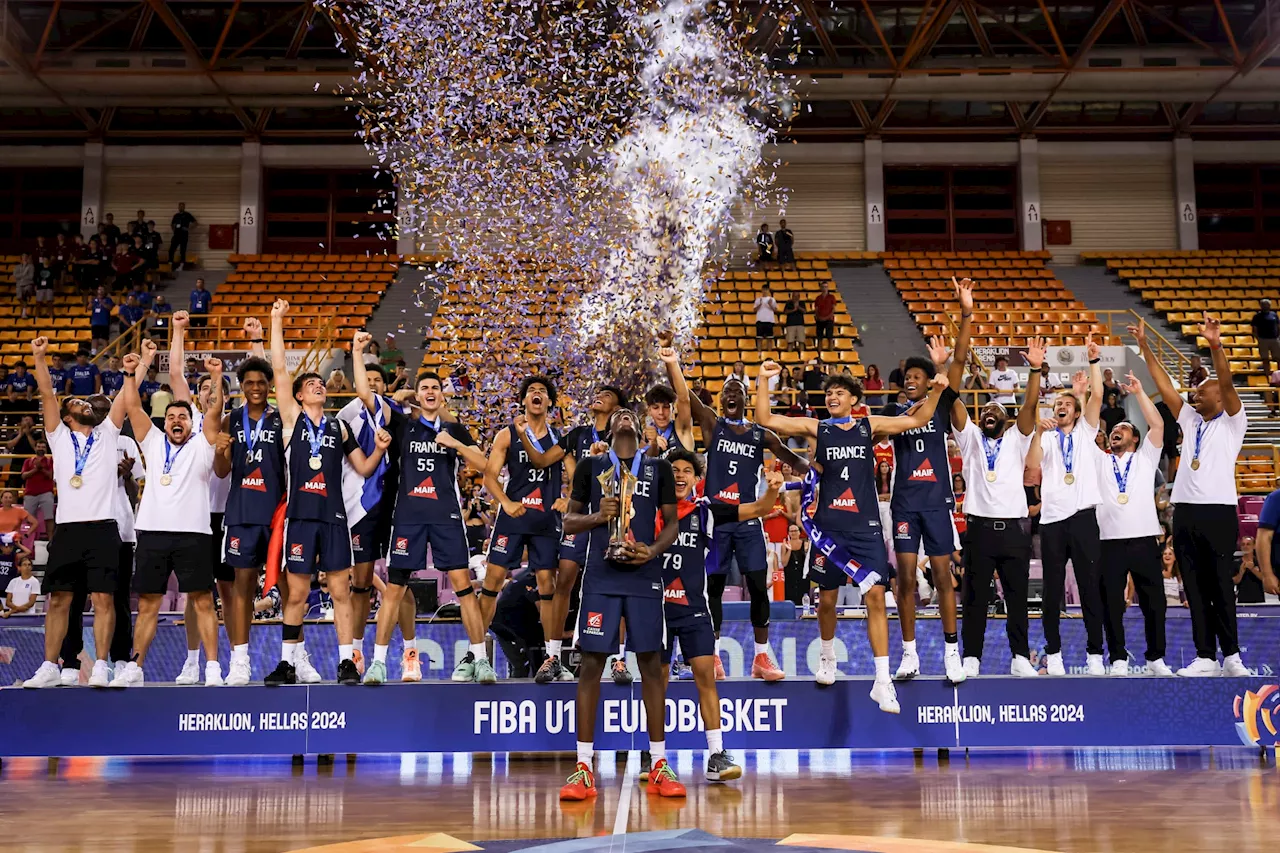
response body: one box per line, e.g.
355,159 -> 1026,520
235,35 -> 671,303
989,369 -> 1019,404
135,428 -> 215,534
192,408 -> 231,514
1171,405 -> 1247,506
753,296 -> 778,324
1038,419 -> 1102,525
6,575 -> 40,609
50,419 -> 123,524
114,435 -> 145,544
1095,438 -> 1163,540
953,419 -> 1034,518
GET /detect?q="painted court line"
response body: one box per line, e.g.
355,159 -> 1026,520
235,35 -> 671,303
612,749 -> 639,837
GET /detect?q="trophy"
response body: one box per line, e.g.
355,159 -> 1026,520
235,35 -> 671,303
598,464 -> 638,561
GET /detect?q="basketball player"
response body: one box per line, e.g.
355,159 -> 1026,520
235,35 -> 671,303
111,345 -> 225,686
559,407 -> 683,801
667,351 -> 807,681
643,385 -> 692,455
516,385 -> 625,683
1131,316 -> 1249,676
23,335 -> 128,689
482,376 -> 567,681
264,299 -> 391,686
950,337 -> 1046,678
1095,372 -> 1172,676
756,361 -> 948,712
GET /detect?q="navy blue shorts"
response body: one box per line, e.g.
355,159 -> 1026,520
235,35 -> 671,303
891,507 -> 959,558
807,528 -> 894,591
487,512 -> 559,571
709,519 -> 769,575
283,519 -> 354,575
389,521 -> 470,584
558,530 -> 588,566
350,511 -> 390,565
662,610 -> 716,664
577,593 -> 665,655
224,523 -> 271,569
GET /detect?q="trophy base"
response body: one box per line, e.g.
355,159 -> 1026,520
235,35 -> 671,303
605,542 -> 631,562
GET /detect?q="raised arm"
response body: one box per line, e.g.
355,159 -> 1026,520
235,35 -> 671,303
1025,417 -> 1051,470
1200,313 -> 1242,416
949,276 -> 975,390
512,414 -> 567,468
202,357 -> 224,444
244,316 -> 266,359
1017,336 -> 1046,436
762,428 -> 809,474
869,373 -> 949,438
735,469 -> 785,522
29,337 -> 61,435
483,427 -> 524,519
1120,371 -> 1163,448
124,346 -> 153,441
755,361 -> 817,438
169,310 -> 190,403
344,421 -> 391,478
1128,321 -> 1182,419
350,331 -> 381,414
658,343 -> 694,449
1083,333 -> 1104,427
269,298 -> 298,427
663,346 -> 716,439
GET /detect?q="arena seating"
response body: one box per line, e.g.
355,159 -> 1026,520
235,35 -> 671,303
0,253 -> 94,364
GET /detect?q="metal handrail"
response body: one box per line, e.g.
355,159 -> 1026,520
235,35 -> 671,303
297,315 -> 339,376
1093,309 -> 1192,377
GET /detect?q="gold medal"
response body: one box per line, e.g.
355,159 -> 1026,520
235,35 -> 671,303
985,471 -> 997,483
69,474 -> 83,489
1190,458 -> 1200,471
1117,494 -> 1129,505
1064,473 -> 1075,485
160,473 -> 173,486
309,455 -> 323,470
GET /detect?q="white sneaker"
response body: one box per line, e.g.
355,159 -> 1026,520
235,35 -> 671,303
1223,653 -> 1250,677
226,658 -> 252,686
1109,659 -> 1129,676
894,650 -> 920,681
1147,658 -> 1174,677
24,661 -> 62,689
815,655 -> 838,686
113,661 -> 129,682
205,662 -> 224,687
88,659 -> 112,688
1010,656 -> 1039,677
962,656 -> 981,678
1177,657 -> 1221,677
175,658 -> 200,685
870,679 -> 900,714
1086,654 -> 1107,676
110,661 -> 144,688
60,667 -> 79,687
1045,652 -> 1066,676
944,652 -> 967,685
295,648 -> 322,684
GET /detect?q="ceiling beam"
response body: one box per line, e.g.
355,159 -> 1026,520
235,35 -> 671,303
799,0 -> 840,63
1179,0 -> 1280,131
859,0 -> 897,68
1027,0 -> 1126,129
34,0 -> 61,68
0,6 -> 98,131
1034,0 -> 1068,65
211,0 -> 242,64
129,4 -> 154,51
1213,0 -> 1243,65
48,2 -> 144,65
222,2 -> 312,65
1130,0 -> 1241,70
968,2 -> 1059,63
1121,0 -> 1148,46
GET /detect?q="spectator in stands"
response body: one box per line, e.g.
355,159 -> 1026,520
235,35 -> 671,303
111,242 -> 143,293
95,223 -> 114,250
68,350 -> 100,397
13,252 -> 35,320
1251,298 -> 1280,378
80,236 -> 107,293
755,223 -> 774,263
1186,354 -> 1208,395
51,233 -> 71,284
2,416 -> 35,483
127,282 -> 153,309
1100,387 -> 1126,436
88,285 -> 115,353
138,367 -> 162,412
148,382 -> 174,429
379,333 -> 403,371
802,359 -> 827,417
143,224 -> 163,283
864,364 -> 884,393
20,438 -> 54,538
987,356 -> 1019,410
189,277 -> 211,328
775,367 -> 798,411
753,285 -> 779,353
2,556 -> 40,618
390,360 -> 410,393
691,379 -> 714,407
813,281 -> 836,352
886,359 -> 906,390
46,353 -> 69,394
1154,397 -> 1180,480
774,219 -> 795,268
1270,367 -> 1280,418
34,249 -> 55,321
169,202 -> 196,270
781,292 -> 806,352
1102,368 -> 1124,399
148,292 -> 173,340
728,360 -> 748,387
1256,487 -> 1280,599
0,490 -> 32,537
130,209 -> 148,238
963,359 -> 988,402
100,356 -> 124,398
1234,535 -> 1265,604
102,213 -> 121,245
781,523 -> 807,606
118,294 -> 145,330
1162,542 -> 1184,607
7,363 -> 33,417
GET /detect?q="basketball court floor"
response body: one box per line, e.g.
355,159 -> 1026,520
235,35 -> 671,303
2,748 -> 1275,852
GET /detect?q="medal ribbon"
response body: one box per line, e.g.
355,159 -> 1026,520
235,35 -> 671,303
1056,428 -> 1075,477
163,434 -> 187,477
982,435 -> 1002,476
1194,411 -> 1224,460
302,413 -> 327,462
1111,452 -> 1134,497
242,405 -> 267,458
69,430 -> 96,480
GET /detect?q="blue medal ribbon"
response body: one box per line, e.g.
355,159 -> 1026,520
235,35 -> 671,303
1111,452 -> 1134,496
163,434 -> 187,476
982,435 -> 1002,475
1056,428 -> 1075,477
783,470 -> 882,593
302,413 -> 327,461
724,417 -> 749,427
1193,411 -> 1223,461
825,415 -> 852,425
241,405 -> 267,459
69,430 -> 96,480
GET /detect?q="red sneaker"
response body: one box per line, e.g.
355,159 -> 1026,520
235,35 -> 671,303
751,652 -> 785,681
559,762 -> 598,801
647,758 -> 687,798
713,654 -> 726,681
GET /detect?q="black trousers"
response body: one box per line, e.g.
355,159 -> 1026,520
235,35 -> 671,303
169,233 -> 189,267
1040,508 -> 1104,656
1100,537 -> 1166,663
1172,503 -> 1240,658
962,517 -> 1030,659
60,542 -> 135,667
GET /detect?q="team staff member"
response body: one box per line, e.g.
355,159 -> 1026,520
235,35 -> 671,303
1252,488 -> 1280,600
950,336 -> 1047,678
1095,372 -> 1173,676
23,335 -> 129,689
1132,316 -> 1250,677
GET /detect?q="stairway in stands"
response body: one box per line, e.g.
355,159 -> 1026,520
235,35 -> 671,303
831,264 -> 929,380
362,262 -> 438,373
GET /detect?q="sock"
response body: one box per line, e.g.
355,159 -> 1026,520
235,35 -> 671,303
470,642 -> 488,662
297,639 -> 306,658
618,643 -> 626,657
374,644 -> 389,664
902,639 -> 917,656
874,656 -> 890,682
650,741 -> 666,762
205,660 -> 219,672
233,643 -> 249,662
714,637 -> 721,654
185,649 -> 199,666
547,639 -> 563,657
576,741 -> 594,766
821,638 -> 835,658
944,631 -> 959,645
404,637 -> 416,653
706,728 -> 723,754
282,642 -> 297,665
754,641 -> 770,657
339,644 -> 353,662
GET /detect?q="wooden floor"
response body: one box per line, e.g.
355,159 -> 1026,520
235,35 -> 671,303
1,749 -> 1276,852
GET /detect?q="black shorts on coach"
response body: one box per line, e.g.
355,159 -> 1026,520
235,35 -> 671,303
135,531 -> 214,594
44,520 -> 122,594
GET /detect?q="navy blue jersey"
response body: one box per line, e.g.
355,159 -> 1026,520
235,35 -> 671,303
394,418 -> 476,524
7,373 -> 33,395
226,405 -> 286,526
571,453 -> 676,598
889,388 -> 958,511
650,422 -> 691,455
704,419 -> 764,509
661,501 -> 738,615
560,423 -> 611,464
814,418 -> 879,535
501,424 -> 562,533
47,367 -> 69,393
0,548 -> 17,590
286,413 -> 355,524
100,369 -> 124,396
68,364 -> 98,395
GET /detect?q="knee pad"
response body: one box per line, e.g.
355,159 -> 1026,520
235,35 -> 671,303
350,585 -> 373,595
480,587 -> 499,598
282,623 -> 303,642
539,593 -> 554,602
454,585 -> 475,598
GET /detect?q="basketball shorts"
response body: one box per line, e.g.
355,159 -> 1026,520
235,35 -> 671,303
710,519 -> 768,575
388,521 -> 470,584
44,520 -> 121,594
808,528 -> 894,591
487,512 -> 559,571
350,511 -> 391,565
662,609 -> 716,664
891,507 -> 960,558
224,523 -> 271,569
135,531 -> 214,594
283,519 -> 354,575
558,530 -> 588,566
577,593 -> 665,655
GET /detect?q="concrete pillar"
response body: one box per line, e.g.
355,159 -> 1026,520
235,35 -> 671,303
864,138 -> 885,252
80,142 -> 104,236
1018,137 -> 1043,252
238,142 -> 263,254
1174,137 -> 1199,250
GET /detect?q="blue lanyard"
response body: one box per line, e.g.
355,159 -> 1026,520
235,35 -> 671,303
724,417 -> 749,427
982,436 -> 1002,473
825,416 -> 852,425
163,435 -> 187,475
242,406 -> 267,456
656,422 -> 675,441
1056,428 -> 1075,475
527,423 -> 557,450
302,414 -> 327,459
1111,452 -> 1134,495
607,449 -> 644,485
1194,412 -> 1223,459
590,424 -> 601,445
69,430 -> 96,478
420,414 -> 442,433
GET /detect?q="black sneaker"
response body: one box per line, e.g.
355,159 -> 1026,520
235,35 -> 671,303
638,749 -> 652,782
611,657 -> 633,686
535,655 -> 563,684
264,661 -> 296,686
337,659 -> 360,686
705,750 -> 742,782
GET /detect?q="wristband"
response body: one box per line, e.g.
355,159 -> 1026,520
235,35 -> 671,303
1088,357 -> 1100,365
1211,342 -> 1222,350
249,338 -> 264,343
961,313 -> 973,319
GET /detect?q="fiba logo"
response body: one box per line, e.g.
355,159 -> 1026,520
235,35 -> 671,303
1234,685 -> 1280,746
1055,348 -> 1075,366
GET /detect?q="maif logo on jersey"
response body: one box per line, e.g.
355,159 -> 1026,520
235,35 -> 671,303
583,611 -> 604,636
909,459 -> 938,482
289,543 -> 304,562
228,537 -> 241,556
895,522 -> 911,540
301,473 -> 327,497
664,578 -> 688,605
521,488 -> 543,511
715,482 -> 741,504
241,467 -> 266,491
393,537 -> 409,556
410,477 -> 438,499
492,535 -> 509,554
830,488 -> 859,512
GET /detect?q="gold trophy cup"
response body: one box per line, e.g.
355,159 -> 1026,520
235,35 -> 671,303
598,464 -> 638,561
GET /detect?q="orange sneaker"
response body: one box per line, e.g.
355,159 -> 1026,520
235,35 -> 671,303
401,648 -> 422,682
713,654 -> 726,681
351,648 -> 365,676
559,762 -> 598,801
647,758 -> 687,798
751,652 -> 785,681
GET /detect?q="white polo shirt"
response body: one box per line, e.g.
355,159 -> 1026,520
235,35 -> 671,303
953,419 -> 1034,518
989,369 -> 1019,404
50,419 -> 123,524
114,434 -> 145,545
135,428 -> 215,534
1171,405 -> 1247,506
1038,419 -> 1102,525
754,296 -> 778,324
1095,438 -> 1163,540
6,575 -> 40,609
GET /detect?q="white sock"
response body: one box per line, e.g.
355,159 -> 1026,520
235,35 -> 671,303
903,639 -> 917,656
339,644 -> 353,662
576,741 -> 594,765
547,639 -> 562,657
874,655 -> 890,682
282,642 -> 297,664
650,741 -> 666,762
185,649 -> 200,666
706,728 -> 723,753
205,660 -> 220,673
820,638 -> 835,658
374,644 -> 388,664
754,641 -> 770,657
233,643 -> 249,662
296,639 -> 307,658
714,637 -> 721,654
945,641 -> 960,657
352,633 -> 364,647
618,643 -> 626,657
470,642 -> 488,662
404,637 -> 416,653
